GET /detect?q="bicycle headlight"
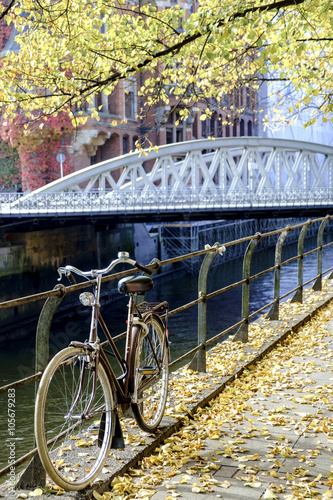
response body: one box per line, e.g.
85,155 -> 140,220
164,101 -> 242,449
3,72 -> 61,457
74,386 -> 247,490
79,292 -> 94,306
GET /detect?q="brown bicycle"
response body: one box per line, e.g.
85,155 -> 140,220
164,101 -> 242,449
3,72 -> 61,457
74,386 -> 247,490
34,252 -> 169,491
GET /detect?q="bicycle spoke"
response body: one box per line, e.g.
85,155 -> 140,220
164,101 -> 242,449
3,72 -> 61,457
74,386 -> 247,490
35,347 -> 114,491
131,315 -> 169,433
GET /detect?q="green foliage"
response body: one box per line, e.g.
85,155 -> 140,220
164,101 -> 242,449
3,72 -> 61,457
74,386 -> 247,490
0,0 -> 332,129
0,141 -> 20,190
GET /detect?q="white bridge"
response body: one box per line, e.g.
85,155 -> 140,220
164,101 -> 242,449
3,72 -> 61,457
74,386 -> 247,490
1,137 -> 333,221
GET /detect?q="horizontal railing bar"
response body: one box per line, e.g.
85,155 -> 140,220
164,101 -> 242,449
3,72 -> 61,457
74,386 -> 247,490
323,265 -> 333,275
206,279 -> 247,300
169,344 -> 204,368
0,446 -> 39,478
249,265 -> 278,282
248,299 -> 276,320
0,372 -> 43,394
303,247 -> 320,258
0,288 -> 63,310
206,318 -> 246,346
0,332 -> 128,394
322,241 -> 333,250
0,215 -> 330,311
168,297 -> 204,317
278,285 -> 301,302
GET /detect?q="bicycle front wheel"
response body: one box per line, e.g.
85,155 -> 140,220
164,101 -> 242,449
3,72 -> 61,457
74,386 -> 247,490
35,346 -> 114,491
131,315 -> 169,433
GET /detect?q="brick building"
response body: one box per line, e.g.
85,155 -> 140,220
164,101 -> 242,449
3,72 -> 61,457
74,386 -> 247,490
0,0 -> 258,184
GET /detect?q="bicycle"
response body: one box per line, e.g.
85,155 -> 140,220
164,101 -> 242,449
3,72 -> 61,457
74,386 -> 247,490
34,252 -> 169,491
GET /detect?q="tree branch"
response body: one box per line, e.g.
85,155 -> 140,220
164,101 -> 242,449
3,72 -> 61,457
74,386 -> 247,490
92,0 -> 307,90
0,0 -> 18,21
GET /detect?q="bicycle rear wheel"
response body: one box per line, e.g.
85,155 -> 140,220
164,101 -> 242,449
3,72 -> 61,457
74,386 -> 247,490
35,346 -> 114,491
131,315 -> 169,433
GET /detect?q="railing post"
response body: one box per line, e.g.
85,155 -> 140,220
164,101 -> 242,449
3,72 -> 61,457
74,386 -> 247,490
233,233 -> 261,343
266,226 -> 291,320
291,220 -> 312,303
313,215 -> 331,291
188,243 -> 225,373
16,284 -> 67,490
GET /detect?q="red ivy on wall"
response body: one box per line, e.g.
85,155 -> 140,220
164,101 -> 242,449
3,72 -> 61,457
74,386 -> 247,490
1,112 -> 74,191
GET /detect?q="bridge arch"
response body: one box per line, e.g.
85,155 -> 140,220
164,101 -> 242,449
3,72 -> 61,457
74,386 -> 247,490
4,138 -> 333,220
28,137 -> 333,196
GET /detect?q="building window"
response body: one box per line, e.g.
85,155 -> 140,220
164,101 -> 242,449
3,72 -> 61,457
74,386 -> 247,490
233,121 -> 238,137
166,110 -> 186,143
108,89 -> 118,115
124,79 -> 136,119
95,92 -> 103,111
166,129 -> 173,144
210,114 -> 216,137
240,119 -> 245,136
248,121 -> 253,136
202,119 -> 207,138
218,115 -> 223,137
123,135 -> 129,154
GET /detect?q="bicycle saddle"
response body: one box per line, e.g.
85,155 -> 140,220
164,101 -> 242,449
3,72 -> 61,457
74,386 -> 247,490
118,275 -> 154,295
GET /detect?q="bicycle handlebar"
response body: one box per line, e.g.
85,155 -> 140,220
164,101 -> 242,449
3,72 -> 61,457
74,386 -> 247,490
57,252 -> 152,282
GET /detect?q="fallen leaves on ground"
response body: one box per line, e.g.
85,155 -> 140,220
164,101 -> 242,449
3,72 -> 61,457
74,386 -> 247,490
29,282 -> 333,499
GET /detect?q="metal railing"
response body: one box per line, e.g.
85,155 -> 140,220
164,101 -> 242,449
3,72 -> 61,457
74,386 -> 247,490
1,189 -> 333,216
1,215 -> 333,487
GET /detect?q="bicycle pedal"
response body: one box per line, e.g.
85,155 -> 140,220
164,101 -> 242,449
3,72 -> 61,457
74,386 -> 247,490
139,366 -> 157,375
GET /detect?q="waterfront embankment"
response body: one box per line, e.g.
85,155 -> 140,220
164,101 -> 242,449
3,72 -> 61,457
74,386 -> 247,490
1,278 -> 333,499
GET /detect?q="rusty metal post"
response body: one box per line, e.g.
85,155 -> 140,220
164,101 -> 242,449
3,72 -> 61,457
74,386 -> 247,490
233,233 -> 261,343
313,216 -> 331,291
291,220 -> 312,303
188,243 -> 225,373
16,284 -> 67,490
266,226 -> 291,320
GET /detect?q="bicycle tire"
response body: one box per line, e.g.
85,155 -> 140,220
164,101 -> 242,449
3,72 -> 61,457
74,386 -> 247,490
131,314 -> 169,433
35,346 -> 114,491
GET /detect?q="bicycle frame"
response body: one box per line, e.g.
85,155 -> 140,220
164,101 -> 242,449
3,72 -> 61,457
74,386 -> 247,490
35,252 -> 169,492
67,267 -> 168,419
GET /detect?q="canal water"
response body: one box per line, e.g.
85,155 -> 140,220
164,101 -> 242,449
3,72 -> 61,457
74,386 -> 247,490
1,233 -> 333,478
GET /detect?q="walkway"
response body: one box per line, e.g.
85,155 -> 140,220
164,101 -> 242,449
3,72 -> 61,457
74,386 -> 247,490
1,282 -> 333,500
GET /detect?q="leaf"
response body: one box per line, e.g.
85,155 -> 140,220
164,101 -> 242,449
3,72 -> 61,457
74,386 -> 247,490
263,490 -> 278,500
93,491 -> 103,500
29,489 -> 43,497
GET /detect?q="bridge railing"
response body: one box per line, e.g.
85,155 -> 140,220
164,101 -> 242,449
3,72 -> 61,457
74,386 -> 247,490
1,215 -> 333,487
1,189 -> 333,216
